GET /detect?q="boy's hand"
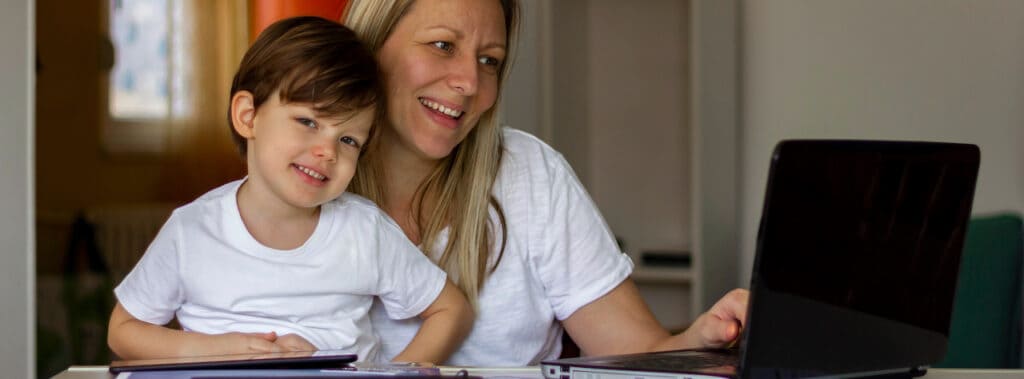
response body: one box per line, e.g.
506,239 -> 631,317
274,333 -> 318,352
219,331 -> 285,354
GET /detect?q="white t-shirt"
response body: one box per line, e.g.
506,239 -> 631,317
115,179 -> 447,362
371,128 -> 634,365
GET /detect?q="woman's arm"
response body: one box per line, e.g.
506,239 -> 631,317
562,279 -> 748,356
391,280 -> 474,364
107,302 -> 284,359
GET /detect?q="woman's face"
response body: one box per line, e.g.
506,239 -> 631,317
376,0 -> 507,162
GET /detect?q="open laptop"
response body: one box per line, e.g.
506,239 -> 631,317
542,140 -> 981,379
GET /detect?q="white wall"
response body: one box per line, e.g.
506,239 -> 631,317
0,0 -> 34,377
690,0 -> 740,319
739,0 -> 1024,285
500,0 -> 548,140
515,0 -> 694,260
511,0 -> 701,324
585,0 -> 691,261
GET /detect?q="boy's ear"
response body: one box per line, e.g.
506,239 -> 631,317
230,91 -> 257,138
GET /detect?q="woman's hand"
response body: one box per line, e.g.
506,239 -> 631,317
677,288 -> 749,348
562,281 -> 749,356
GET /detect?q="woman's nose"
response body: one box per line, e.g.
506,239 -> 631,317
447,54 -> 479,96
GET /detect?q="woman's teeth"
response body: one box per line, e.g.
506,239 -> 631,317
419,98 -> 464,118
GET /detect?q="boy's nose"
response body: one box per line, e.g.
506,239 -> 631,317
312,142 -> 337,162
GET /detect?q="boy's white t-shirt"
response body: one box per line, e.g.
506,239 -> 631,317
371,128 -> 635,365
114,179 -> 447,361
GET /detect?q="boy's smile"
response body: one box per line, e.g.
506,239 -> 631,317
293,163 -> 328,183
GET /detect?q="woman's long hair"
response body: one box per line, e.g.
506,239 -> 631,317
344,0 -> 519,308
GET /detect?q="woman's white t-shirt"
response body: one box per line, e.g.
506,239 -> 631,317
371,128 -> 634,365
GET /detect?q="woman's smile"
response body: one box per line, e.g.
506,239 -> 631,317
419,97 -> 465,130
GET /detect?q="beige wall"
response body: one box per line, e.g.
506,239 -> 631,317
35,0 -> 172,211
738,0 -> 1024,285
35,0 -> 250,275
35,0 -> 174,273
1,0 -> 34,376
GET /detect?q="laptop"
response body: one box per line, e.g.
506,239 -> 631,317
542,139 -> 981,379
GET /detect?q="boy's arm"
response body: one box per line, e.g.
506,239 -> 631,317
107,302 -> 284,359
390,280 -> 474,364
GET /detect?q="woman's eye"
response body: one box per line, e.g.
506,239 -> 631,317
479,56 -> 501,68
340,136 -> 360,148
431,41 -> 454,53
296,117 -> 317,129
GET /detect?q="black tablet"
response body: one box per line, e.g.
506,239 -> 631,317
108,350 -> 358,373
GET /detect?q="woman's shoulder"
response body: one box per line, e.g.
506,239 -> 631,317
500,127 -> 572,176
502,127 -> 557,156
495,127 -> 585,217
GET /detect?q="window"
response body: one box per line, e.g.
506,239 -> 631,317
104,0 -> 185,154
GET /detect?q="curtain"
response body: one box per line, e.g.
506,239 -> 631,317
250,0 -> 349,42
159,0 -> 249,202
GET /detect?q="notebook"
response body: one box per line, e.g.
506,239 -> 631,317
542,139 -> 981,379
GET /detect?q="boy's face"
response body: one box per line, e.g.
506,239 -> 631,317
238,92 -> 374,210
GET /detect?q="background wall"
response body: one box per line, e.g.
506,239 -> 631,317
507,0 -> 693,258
738,0 -> 1024,285
503,0 -> 702,326
500,0 -> 547,140
35,0 -> 177,274
1,0 -> 34,377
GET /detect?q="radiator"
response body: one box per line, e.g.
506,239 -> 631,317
85,203 -> 176,281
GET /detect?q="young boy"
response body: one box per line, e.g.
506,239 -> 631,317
107,16 -> 472,364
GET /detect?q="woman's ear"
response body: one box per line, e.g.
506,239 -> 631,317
231,91 -> 257,138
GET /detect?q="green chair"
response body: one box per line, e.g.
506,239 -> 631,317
936,213 -> 1023,368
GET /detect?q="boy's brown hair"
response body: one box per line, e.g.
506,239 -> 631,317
228,16 -> 381,156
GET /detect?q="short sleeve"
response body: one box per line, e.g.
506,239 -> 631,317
529,149 -> 634,321
113,213 -> 186,325
373,215 -> 448,320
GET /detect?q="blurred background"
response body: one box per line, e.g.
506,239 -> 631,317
4,0 -> 1024,377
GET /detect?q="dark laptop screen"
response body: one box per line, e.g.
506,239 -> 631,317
742,140 -> 980,377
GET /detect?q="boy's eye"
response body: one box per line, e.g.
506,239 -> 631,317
340,136 -> 360,148
296,117 -> 317,129
431,41 -> 454,53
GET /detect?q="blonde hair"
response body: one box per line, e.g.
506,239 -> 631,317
344,0 -> 519,308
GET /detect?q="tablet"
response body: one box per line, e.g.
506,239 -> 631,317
109,350 -> 358,373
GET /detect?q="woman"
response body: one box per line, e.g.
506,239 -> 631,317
343,0 -> 748,365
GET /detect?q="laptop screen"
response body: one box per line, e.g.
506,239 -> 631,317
741,140 -> 979,377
